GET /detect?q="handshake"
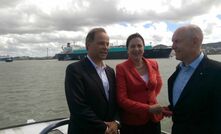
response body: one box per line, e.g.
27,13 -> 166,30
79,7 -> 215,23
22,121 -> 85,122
149,104 -> 173,117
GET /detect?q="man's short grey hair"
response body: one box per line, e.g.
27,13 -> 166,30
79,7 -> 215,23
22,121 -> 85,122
85,28 -> 106,49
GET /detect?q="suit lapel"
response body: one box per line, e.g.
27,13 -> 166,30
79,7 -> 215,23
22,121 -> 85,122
127,58 -> 157,87
82,58 -> 108,102
145,59 -> 156,87
128,58 -> 154,84
174,57 -> 208,107
127,59 -> 144,82
105,66 -> 114,102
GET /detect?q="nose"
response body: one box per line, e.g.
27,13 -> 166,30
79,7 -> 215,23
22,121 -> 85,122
104,43 -> 109,50
134,45 -> 139,51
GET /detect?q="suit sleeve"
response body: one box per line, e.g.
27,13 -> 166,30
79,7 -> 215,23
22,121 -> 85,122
116,64 -> 149,115
65,64 -> 106,132
213,68 -> 221,134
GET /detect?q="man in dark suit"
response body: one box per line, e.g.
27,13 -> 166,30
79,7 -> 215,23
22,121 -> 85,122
65,28 -> 119,134
168,24 -> 221,134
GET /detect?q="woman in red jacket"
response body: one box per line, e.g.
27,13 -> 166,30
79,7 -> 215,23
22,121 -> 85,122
116,33 -> 163,134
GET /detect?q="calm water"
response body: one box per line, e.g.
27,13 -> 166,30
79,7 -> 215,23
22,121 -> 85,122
0,55 -> 221,132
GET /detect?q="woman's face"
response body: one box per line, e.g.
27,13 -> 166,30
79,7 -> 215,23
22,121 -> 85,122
127,37 -> 144,62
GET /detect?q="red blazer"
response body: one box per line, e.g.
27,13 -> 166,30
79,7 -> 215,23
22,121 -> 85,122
116,58 -> 163,125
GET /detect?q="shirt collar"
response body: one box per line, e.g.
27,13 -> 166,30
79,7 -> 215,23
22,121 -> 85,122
87,55 -> 106,69
180,52 -> 204,69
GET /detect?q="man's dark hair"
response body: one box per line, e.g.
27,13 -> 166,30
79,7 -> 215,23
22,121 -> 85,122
85,28 -> 106,50
126,33 -> 145,49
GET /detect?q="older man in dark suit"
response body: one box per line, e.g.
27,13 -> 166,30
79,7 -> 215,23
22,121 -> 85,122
65,28 -> 119,134
168,24 -> 221,134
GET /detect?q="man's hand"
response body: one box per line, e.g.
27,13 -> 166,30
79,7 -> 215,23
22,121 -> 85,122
105,121 -> 118,134
162,106 -> 173,117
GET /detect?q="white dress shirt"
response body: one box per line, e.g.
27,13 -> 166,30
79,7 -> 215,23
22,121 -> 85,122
87,55 -> 109,100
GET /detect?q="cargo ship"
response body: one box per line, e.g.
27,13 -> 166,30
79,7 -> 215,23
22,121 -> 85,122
56,43 -> 172,61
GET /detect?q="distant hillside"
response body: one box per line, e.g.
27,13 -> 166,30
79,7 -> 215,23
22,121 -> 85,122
202,42 -> 221,54
202,41 -> 221,48
153,44 -> 170,49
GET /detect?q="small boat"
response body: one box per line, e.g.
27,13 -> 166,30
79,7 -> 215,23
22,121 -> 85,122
5,57 -> 13,62
0,118 -> 170,134
0,56 -> 13,62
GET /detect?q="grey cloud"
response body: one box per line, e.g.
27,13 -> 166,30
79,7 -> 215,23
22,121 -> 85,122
1,0 -> 221,35
152,35 -> 163,42
0,0 -> 221,57
0,0 -> 132,34
159,0 -> 221,21
0,0 -> 21,8
204,23 -> 216,36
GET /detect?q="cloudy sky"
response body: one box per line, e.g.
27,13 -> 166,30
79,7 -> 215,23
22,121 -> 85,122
0,0 -> 221,57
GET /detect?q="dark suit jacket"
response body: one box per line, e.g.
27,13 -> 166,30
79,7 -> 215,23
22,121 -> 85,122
168,56 -> 221,134
65,57 -> 118,134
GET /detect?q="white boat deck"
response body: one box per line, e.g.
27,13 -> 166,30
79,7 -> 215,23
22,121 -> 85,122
0,118 -> 170,134
0,119 -> 67,134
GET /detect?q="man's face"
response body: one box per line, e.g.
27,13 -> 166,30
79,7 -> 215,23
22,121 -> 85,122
87,32 -> 109,61
172,29 -> 193,62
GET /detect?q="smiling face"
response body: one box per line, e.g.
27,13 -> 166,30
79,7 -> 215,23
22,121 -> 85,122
172,28 -> 192,62
171,25 -> 203,65
87,31 -> 109,62
127,37 -> 144,62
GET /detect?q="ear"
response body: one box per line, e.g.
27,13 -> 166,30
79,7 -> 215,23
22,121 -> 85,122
86,42 -> 90,50
86,43 -> 88,50
192,36 -> 202,51
192,36 -> 199,44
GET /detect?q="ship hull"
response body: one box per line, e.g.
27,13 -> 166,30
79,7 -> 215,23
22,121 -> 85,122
56,48 -> 172,60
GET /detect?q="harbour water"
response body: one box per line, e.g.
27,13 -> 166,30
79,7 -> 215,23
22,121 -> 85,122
0,55 -> 221,132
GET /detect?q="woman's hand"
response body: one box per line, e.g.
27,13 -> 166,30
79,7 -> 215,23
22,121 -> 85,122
148,104 -> 163,114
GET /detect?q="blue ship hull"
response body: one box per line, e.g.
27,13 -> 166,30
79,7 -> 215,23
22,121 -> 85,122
56,48 -> 172,60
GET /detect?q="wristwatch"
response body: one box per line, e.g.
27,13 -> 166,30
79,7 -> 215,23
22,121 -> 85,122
114,120 -> 121,128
